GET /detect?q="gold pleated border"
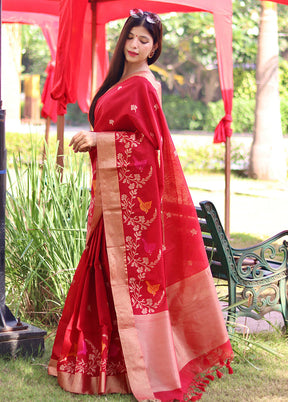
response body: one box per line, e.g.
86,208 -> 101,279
96,132 -> 155,400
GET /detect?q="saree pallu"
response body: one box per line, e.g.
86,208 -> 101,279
48,73 -> 233,401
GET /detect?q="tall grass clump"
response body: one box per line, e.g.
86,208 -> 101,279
5,144 -> 91,325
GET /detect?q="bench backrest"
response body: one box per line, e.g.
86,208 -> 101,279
196,200 -> 288,287
196,200 -> 235,282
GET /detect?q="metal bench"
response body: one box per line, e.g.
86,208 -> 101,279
196,200 -> 288,331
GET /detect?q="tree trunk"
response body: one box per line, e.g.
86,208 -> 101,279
248,2 -> 287,181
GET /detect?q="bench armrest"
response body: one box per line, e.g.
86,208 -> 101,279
231,231 -> 288,280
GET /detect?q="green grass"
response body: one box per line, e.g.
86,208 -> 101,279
229,232 -> 265,248
6,131 -> 71,168
3,131 -> 288,401
202,331 -> 288,402
0,330 -> 286,401
0,335 -> 135,401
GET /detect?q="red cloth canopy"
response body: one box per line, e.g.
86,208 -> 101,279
51,0 -> 233,142
3,0 -> 233,142
3,0 -> 59,16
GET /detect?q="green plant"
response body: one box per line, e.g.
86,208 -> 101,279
175,140 -> 249,174
5,144 -> 91,324
66,102 -> 89,126
233,68 -> 256,101
203,98 -> 255,134
280,96 -> 288,136
162,94 -> 207,130
6,132 -> 71,169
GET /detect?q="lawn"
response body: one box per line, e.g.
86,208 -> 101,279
0,328 -> 287,401
2,130 -> 288,401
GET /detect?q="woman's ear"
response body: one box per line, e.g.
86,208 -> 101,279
152,43 -> 158,53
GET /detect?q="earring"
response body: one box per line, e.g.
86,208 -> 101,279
148,51 -> 154,58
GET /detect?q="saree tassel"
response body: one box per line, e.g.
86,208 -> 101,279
216,369 -> 224,379
190,392 -> 203,401
226,360 -> 233,374
205,374 -> 215,381
197,385 -> 206,392
202,379 -> 210,384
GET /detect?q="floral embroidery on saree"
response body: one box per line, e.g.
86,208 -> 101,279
58,334 -> 126,377
116,131 -> 165,315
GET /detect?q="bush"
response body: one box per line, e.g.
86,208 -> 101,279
176,140 -> 249,174
280,97 -> 288,135
162,94 -> 256,134
66,102 -> 89,126
162,94 -> 207,130
233,68 -> 256,100
203,98 -> 255,134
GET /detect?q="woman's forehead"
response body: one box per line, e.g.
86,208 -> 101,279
129,26 -> 153,40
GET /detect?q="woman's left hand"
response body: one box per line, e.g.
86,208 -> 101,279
69,131 -> 97,153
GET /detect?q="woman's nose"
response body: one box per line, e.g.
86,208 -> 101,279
131,37 -> 138,47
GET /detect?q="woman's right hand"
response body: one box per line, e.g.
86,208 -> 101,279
69,131 -> 97,153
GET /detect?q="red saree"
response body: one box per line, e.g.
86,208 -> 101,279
48,72 -> 233,401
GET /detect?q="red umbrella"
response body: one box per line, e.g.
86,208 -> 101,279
52,0 -> 233,121
51,0 -> 233,232
3,0 -> 234,231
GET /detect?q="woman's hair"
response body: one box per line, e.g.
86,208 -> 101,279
89,11 -> 163,127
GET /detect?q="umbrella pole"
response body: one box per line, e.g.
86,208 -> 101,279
42,116 -> 51,162
225,136 -> 231,238
56,114 -> 64,179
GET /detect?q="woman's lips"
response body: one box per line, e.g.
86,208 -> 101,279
128,51 -> 138,57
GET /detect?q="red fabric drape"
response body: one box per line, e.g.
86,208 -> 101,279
51,0 -> 233,136
3,0 -> 234,140
213,12 -> 233,143
41,61 -> 58,122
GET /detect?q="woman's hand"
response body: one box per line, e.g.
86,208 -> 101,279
69,131 -> 97,153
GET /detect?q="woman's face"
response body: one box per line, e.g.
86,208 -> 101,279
124,25 -> 157,67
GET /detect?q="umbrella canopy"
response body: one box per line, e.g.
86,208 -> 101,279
3,0 -> 59,16
2,0 -> 234,232
2,0 -> 233,141
51,0 -> 233,142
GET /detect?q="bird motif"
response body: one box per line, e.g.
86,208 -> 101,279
132,156 -> 147,172
145,281 -> 160,296
137,197 -> 152,213
142,238 -> 156,254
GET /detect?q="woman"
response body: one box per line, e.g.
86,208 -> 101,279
48,9 -> 233,401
